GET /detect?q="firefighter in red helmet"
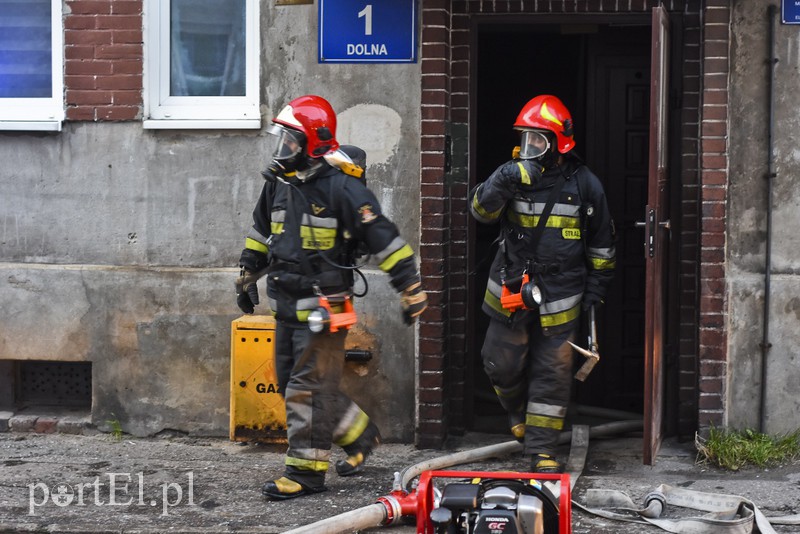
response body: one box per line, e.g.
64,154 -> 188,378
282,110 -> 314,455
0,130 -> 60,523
236,95 -> 427,499
470,95 -> 616,473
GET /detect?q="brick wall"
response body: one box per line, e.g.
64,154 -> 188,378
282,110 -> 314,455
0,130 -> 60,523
419,0 -> 706,447
64,0 -> 143,121
697,0 -> 730,429
418,0 -> 453,449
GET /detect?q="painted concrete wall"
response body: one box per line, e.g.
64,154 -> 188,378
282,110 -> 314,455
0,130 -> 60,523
0,4 -> 422,441
727,0 -> 800,433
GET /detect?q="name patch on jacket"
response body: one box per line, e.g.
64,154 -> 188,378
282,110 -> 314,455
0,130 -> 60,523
562,228 -> 581,240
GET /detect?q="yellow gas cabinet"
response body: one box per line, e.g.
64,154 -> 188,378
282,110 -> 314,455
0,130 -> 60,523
230,315 -> 287,443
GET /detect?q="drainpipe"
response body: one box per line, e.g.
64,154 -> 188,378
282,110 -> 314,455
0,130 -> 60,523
760,4 -> 777,433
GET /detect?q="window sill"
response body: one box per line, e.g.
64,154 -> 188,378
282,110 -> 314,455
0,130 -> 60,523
0,121 -> 62,132
143,119 -> 261,130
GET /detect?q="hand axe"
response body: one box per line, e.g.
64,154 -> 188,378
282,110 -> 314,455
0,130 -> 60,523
569,305 -> 600,382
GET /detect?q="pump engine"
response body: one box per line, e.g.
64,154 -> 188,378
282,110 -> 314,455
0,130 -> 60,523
431,478 -> 560,534
393,471 -> 571,534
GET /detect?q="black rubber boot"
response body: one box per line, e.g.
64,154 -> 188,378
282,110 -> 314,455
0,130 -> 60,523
509,411 -> 525,443
530,453 -> 563,474
335,423 -> 381,477
510,423 -> 525,443
261,477 -> 327,501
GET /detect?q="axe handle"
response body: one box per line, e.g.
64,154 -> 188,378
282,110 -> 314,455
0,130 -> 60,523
573,305 -> 601,381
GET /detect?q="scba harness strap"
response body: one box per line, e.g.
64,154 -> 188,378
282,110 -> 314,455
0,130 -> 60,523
499,172 -> 567,312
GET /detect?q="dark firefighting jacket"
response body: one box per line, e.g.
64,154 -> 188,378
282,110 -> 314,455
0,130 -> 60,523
239,161 -> 419,325
470,158 -> 616,335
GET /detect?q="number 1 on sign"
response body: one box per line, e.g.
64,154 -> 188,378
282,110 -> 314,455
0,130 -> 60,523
358,5 -> 372,35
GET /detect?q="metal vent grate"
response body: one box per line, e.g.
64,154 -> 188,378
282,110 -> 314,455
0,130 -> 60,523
17,361 -> 92,407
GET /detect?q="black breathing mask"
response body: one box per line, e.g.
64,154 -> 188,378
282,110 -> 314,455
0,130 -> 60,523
536,148 -> 559,169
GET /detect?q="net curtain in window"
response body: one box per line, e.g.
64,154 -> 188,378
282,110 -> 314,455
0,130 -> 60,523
170,0 -> 246,97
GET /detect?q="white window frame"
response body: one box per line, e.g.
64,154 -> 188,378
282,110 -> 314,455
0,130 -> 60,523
143,0 -> 260,129
0,0 -> 64,132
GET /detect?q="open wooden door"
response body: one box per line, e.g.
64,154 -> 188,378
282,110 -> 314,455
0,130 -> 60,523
643,5 -> 671,465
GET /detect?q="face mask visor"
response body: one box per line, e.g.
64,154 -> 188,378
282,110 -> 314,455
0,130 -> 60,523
266,124 -> 305,162
518,129 -> 551,160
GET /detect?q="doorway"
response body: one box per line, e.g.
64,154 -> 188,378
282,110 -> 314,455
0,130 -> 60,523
467,20 -> 653,433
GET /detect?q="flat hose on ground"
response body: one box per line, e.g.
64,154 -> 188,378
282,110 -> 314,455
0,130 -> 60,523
401,419 -> 642,490
282,503 -> 388,534
282,419 -> 643,534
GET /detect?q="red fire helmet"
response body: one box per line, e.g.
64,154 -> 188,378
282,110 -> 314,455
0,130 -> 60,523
514,95 -> 576,154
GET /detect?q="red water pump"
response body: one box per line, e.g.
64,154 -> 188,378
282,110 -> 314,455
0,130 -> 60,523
376,470 -> 572,534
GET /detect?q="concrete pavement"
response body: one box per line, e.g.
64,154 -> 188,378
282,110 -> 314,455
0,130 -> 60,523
1,426 -> 799,533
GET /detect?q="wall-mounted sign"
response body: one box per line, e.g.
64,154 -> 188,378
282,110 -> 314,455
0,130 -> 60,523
783,0 -> 800,24
318,0 -> 417,63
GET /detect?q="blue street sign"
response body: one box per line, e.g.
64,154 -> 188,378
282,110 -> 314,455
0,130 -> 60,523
319,0 -> 417,63
783,0 -> 800,24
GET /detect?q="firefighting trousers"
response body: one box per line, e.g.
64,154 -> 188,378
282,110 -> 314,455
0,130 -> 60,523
274,324 -> 373,489
481,313 -> 576,456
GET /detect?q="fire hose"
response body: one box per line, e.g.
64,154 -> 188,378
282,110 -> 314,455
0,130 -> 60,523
575,484 -> 800,534
281,416 -> 800,534
282,419 -> 642,534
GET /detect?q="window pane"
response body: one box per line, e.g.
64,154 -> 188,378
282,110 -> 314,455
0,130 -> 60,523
170,0 -> 246,97
0,0 -> 52,98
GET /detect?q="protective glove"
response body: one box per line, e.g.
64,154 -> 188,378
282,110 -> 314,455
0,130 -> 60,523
582,291 -> 604,311
235,268 -> 261,314
498,159 -> 544,190
400,282 -> 428,325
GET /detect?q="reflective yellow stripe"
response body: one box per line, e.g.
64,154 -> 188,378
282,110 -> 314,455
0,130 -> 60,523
379,244 -> 413,272
540,303 -> 581,327
508,211 -> 580,228
300,226 -> 336,250
471,193 -> 503,222
334,410 -> 369,447
271,222 -> 284,234
590,257 -> 616,270
526,413 -> 564,430
484,288 -> 511,317
285,456 -> 329,472
517,162 -> 531,185
245,237 -> 268,253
